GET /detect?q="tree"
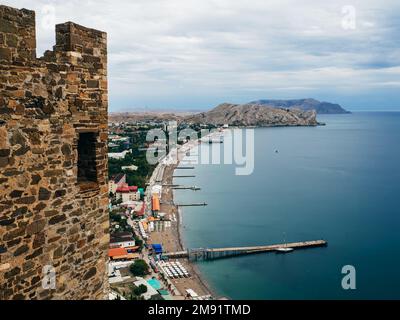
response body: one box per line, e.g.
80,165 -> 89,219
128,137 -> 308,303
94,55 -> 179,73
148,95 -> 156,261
109,211 -> 122,223
133,284 -> 148,296
139,284 -> 147,293
129,293 -> 144,300
129,259 -> 150,276
149,294 -> 163,300
134,236 -> 143,251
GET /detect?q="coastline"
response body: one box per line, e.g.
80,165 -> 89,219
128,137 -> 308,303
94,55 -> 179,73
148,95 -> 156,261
165,165 -> 219,299
161,141 -> 220,299
147,131 -> 223,299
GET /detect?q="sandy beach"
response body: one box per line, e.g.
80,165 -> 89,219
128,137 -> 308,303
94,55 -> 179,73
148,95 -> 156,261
149,164 -> 214,298
148,134 -> 223,299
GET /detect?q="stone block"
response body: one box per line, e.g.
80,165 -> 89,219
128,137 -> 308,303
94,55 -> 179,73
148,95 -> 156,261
0,4 -> 108,299
26,219 -> 46,235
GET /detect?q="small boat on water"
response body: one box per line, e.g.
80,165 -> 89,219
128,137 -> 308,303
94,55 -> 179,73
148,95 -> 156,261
275,247 -> 294,253
275,232 -> 293,253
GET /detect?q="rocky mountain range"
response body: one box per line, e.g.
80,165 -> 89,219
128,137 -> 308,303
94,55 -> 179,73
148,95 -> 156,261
249,98 -> 350,114
184,103 -> 320,127
109,98 -> 346,127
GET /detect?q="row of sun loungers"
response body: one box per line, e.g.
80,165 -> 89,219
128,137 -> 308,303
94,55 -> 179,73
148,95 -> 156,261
157,260 -> 190,278
192,295 -> 213,300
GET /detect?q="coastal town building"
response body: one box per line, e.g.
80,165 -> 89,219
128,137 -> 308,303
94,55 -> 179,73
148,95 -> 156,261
116,183 -> 141,202
109,173 -> 126,194
108,247 -> 128,260
0,5 -> 109,299
108,247 -> 139,261
135,202 -> 146,217
108,149 -> 130,159
151,184 -> 162,198
108,142 -> 119,149
138,219 -> 149,239
139,187 -> 145,197
122,164 -> 138,171
152,195 -> 161,216
109,134 -> 129,143
120,200 -> 145,218
110,232 -> 135,248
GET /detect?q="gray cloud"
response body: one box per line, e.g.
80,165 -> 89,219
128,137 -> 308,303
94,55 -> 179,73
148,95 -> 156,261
4,0 -> 400,110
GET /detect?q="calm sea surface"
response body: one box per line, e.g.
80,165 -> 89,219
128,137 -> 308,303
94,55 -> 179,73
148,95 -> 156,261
173,112 -> 400,299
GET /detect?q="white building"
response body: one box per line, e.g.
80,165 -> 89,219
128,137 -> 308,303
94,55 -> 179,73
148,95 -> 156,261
122,164 -> 138,171
109,135 -> 129,143
116,183 -> 141,203
151,184 -> 162,198
108,150 -> 130,160
109,174 -> 126,194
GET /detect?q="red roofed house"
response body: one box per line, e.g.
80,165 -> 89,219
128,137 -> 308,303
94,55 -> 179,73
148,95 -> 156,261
108,246 -> 139,261
135,202 -> 146,217
108,247 -> 128,259
109,173 -> 126,194
116,183 -> 141,203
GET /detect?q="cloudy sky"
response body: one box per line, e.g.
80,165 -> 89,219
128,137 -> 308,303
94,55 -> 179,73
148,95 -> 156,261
4,0 -> 400,111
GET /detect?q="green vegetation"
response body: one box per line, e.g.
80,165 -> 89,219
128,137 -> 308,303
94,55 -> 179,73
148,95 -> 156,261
109,210 -> 133,233
128,293 -> 145,300
129,259 -> 150,276
109,152 -> 156,188
134,235 -> 143,251
108,125 -> 207,188
133,284 -> 148,296
110,209 -> 123,223
108,129 -> 157,188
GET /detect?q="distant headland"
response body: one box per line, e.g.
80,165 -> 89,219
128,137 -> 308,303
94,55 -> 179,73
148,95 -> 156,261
249,98 -> 350,114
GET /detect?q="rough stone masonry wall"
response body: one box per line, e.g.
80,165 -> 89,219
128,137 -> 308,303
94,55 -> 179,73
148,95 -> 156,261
0,5 -> 109,299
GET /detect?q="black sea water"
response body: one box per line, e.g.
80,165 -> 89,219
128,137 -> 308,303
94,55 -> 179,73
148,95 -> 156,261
173,112 -> 400,299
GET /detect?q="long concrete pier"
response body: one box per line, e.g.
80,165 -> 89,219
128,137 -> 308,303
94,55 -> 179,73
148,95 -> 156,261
172,186 -> 201,190
172,175 -> 196,178
163,240 -> 327,261
175,202 -> 207,207
162,184 -> 200,190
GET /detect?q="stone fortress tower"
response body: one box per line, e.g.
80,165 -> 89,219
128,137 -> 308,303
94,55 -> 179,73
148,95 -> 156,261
0,5 -> 109,299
